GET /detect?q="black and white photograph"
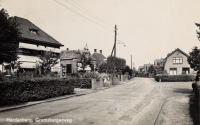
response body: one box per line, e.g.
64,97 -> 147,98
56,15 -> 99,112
0,0 -> 200,124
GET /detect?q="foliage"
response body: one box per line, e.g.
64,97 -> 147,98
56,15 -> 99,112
148,65 -> 156,74
38,50 -> 59,75
195,23 -> 200,41
66,79 -> 92,88
154,74 -> 196,82
0,9 -> 22,64
77,46 -> 94,72
187,46 -> 200,72
0,79 -> 74,106
122,65 -> 132,76
98,56 -> 126,74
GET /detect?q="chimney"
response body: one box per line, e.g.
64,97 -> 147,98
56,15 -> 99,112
100,50 -> 102,54
94,49 -> 97,53
66,48 -> 69,50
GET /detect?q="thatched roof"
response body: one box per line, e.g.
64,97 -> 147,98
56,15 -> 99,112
15,17 -> 63,47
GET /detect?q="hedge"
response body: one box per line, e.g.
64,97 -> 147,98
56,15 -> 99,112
66,78 -> 92,88
155,74 -> 196,82
0,79 -> 74,106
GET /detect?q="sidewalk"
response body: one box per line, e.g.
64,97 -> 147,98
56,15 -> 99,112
0,79 -> 132,113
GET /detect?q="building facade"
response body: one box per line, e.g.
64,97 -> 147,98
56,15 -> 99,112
0,16 -> 63,74
164,48 -> 194,75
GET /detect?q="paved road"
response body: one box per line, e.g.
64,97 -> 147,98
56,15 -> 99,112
0,78 -> 195,125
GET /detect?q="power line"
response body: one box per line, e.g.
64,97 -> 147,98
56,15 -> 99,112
76,0 -> 115,26
64,0 -> 113,29
54,0 -> 113,30
71,0 -> 114,27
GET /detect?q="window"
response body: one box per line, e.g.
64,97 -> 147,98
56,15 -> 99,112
173,57 -> 183,64
182,68 -> 190,74
29,29 -> 39,35
170,68 -> 177,75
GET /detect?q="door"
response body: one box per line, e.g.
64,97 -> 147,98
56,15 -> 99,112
66,64 -> 72,73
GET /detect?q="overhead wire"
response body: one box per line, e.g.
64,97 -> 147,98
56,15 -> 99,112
76,0 -> 115,26
71,0 -> 114,28
54,0 -> 113,30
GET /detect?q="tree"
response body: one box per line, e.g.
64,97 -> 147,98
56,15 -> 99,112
77,48 -> 94,72
148,65 -> 156,74
38,51 -> 59,75
122,65 -> 132,75
195,23 -> 200,41
106,56 -> 126,73
0,9 -> 21,64
187,46 -> 200,71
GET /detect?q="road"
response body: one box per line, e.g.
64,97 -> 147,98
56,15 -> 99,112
0,77 -> 195,125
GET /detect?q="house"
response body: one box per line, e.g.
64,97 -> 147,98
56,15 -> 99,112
143,63 -> 153,74
91,49 -> 106,71
163,48 -> 194,75
154,58 -> 165,74
0,16 -> 63,74
138,66 -> 144,73
60,45 -> 97,78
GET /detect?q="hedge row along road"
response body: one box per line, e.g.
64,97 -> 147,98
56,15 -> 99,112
0,78 -> 196,125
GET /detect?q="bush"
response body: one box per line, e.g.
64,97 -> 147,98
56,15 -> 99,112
0,78 -> 74,106
66,78 -> 92,88
155,74 -> 196,82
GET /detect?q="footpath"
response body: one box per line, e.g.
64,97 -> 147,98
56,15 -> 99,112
0,79 -> 131,113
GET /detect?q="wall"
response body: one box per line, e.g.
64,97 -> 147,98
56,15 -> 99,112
164,50 -> 194,75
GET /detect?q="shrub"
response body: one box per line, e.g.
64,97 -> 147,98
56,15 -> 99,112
155,74 -> 196,82
0,78 -> 74,106
66,78 -> 92,88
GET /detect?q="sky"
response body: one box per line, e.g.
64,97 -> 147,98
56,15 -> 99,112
1,0 -> 200,70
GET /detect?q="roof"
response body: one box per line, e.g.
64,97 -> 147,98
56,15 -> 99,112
164,48 -> 189,67
91,52 -> 106,66
61,50 -> 97,60
15,17 -> 63,47
60,50 -> 80,59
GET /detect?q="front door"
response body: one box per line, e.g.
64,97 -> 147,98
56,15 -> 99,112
66,64 -> 72,73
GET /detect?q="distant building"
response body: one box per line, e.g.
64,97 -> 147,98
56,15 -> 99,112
164,48 -> 194,75
143,63 -> 153,74
138,66 -> 144,73
60,45 -> 97,78
91,49 -> 106,71
0,16 -> 63,73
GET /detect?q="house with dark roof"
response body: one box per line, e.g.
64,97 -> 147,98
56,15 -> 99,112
163,48 -> 194,75
14,16 -> 63,72
91,49 -> 106,71
60,45 -> 97,78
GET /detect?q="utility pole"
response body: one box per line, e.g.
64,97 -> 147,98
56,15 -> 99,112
131,55 -> 132,76
112,25 -> 117,85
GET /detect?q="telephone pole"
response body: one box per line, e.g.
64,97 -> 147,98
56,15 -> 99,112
112,25 -> 117,85
131,55 -> 132,76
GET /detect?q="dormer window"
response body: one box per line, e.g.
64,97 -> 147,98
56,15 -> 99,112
29,29 -> 39,35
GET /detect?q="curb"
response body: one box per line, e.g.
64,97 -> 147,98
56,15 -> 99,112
0,91 -> 94,113
0,80 -> 131,113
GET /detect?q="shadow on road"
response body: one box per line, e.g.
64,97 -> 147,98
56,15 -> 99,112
173,88 -> 199,125
172,88 -> 193,94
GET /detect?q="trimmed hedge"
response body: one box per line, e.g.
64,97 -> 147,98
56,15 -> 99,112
155,74 -> 196,82
0,79 -> 74,106
65,78 -> 92,88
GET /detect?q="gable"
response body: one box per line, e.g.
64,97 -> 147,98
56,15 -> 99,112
164,48 -> 189,67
